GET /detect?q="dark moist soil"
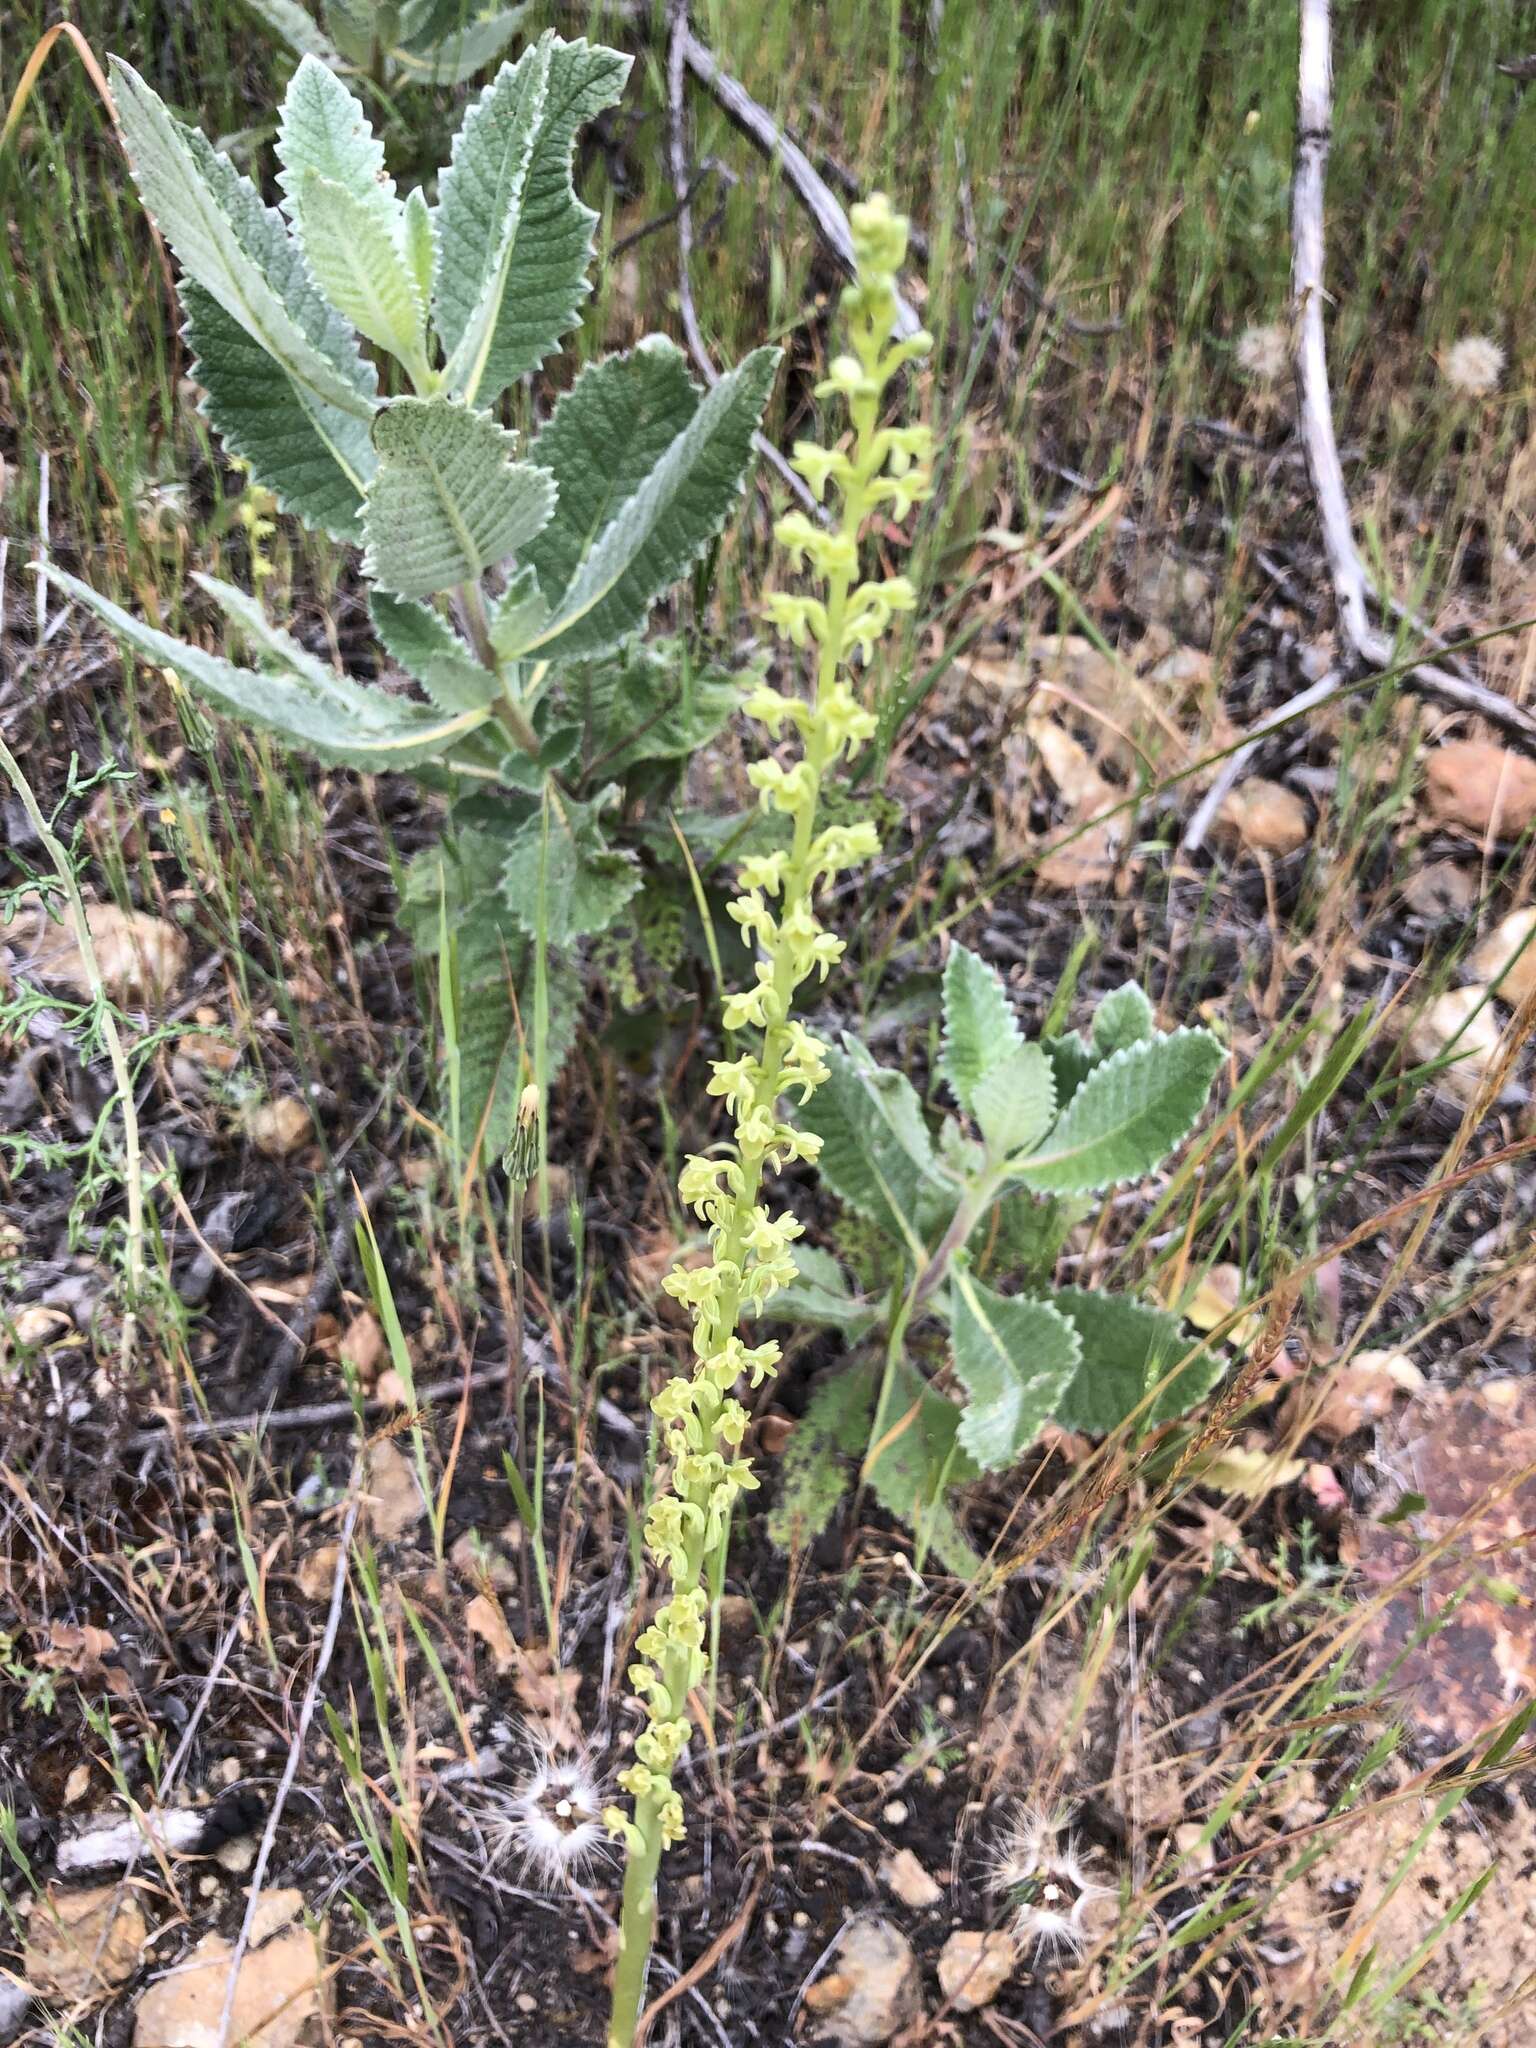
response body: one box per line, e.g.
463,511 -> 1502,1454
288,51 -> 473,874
3,387 -> 1525,2048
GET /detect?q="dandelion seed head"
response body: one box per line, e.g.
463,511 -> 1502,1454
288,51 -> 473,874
986,1803 -> 1116,1954
1236,322 -> 1288,384
480,1741 -> 609,1887
1443,335 -> 1505,397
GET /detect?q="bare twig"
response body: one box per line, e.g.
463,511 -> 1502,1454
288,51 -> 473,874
678,24 -> 921,340
214,1477 -> 362,2048
1291,0 -> 1536,747
1182,665 -> 1340,854
664,4 -> 820,520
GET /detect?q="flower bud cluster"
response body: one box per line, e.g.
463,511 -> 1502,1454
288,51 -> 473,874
606,194 -> 933,1865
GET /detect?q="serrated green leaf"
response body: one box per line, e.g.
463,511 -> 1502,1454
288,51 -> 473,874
800,1038 -> 952,1254
41,566 -> 496,775
297,171 -> 425,368
403,186 -> 435,309
567,639 -> 741,777
1044,1029 -> 1095,1106
489,565 -> 552,660
499,786 -> 641,946
321,0 -> 376,63
1018,1029 -> 1222,1195
867,1356 -> 980,1578
514,347 -> 778,664
435,35 -> 629,406
972,1041 -> 1055,1158
183,282 -> 374,541
767,1356 -> 876,1552
111,59 -> 376,422
1048,1287 -> 1223,1435
275,55 -> 390,214
394,4 -> 527,85
371,592 -> 498,712
402,828 -> 579,1156
241,0 -> 341,62
362,398 -> 556,598
752,1244 -> 877,1339
940,942 -> 1022,1113
950,1274 -> 1081,1471
1093,982 -> 1155,1058
522,339 -> 701,603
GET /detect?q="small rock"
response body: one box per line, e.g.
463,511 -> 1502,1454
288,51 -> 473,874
132,1889 -> 323,2047
10,1305 -> 73,1349
878,1847 -> 943,1910
1423,741 -> 1536,837
1404,985 -> 1501,1103
936,1928 -> 1017,2013
1469,908 -> 1536,1008
245,1096 -> 312,1159
24,1882 -> 147,1999
1400,860 -> 1476,920
1128,551 -> 1214,645
0,1978 -> 29,2044
1218,778 -> 1309,856
364,1438 -> 426,1542
804,1916 -> 922,2044
294,1544 -> 341,1603
373,1368 -> 410,1409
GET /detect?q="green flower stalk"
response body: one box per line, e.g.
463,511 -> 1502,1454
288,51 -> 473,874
604,196 -> 933,2048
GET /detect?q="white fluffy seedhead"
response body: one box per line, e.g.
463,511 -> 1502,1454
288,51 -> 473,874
1236,321 -> 1288,384
483,1740 -> 609,1888
1443,335 -> 1505,397
986,1803 -> 1116,1954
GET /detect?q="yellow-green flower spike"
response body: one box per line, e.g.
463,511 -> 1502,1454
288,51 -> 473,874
606,193 -> 932,2048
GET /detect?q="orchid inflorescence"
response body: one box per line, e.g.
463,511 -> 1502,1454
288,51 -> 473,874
603,195 -> 933,2046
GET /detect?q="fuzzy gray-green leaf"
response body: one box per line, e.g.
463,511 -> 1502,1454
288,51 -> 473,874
111,59 -> 376,423
183,282 -> 375,541
950,1275 -> 1081,1472
1092,982 -> 1156,1059
434,35 -> 629,405
866,1357 -> 980,1578
499,787 -> 641,947
276,55 -> 391,214
800,1038 -> 952,1254
1018,1029 -> 1222,1196
394,5 -> 527,85
362,398 -> 556,598
766,1356 -> 876,1552
940,942 -> 1022,1113
972,1041 -> 1055,1159
522,339 -> 702,605
1048,1287 -> 1223,1435
296,172 -> 424,367
42,566 -> 495,775
515,347 -> 779,664
371,592 -> 498,713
